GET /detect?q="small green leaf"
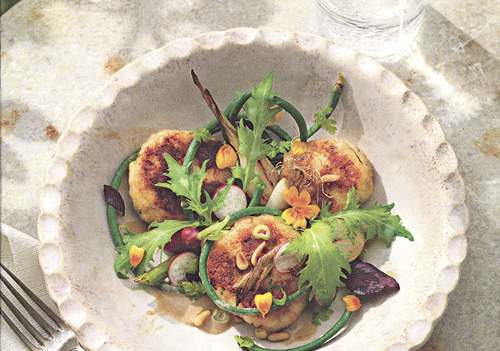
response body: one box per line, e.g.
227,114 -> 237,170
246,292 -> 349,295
314,106 -> 336,135
235,335 -> 255,348
192,128 -> 212,142
312,308 -> 334,326
182,281 -> 206,301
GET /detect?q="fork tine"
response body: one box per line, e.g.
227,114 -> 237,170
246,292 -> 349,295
0,303 -> 41,351
0,269 -> 58,337
0,290 -> 44,350
0,262 -> 64,327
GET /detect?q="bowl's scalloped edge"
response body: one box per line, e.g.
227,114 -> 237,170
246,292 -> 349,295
37,27 -> 469,351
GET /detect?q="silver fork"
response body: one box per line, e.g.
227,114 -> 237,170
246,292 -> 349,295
0,262 -> 84,350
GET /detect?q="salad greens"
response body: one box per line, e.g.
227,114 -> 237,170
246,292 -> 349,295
156,153 -> 232,226
232,72 -> 283,192
283,188 -> 413,307
105,71 -> 414,351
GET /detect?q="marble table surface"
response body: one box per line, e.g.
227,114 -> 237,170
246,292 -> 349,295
1,0 -> 499,350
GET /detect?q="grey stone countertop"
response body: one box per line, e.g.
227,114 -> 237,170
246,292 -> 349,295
1,1 -> 498,350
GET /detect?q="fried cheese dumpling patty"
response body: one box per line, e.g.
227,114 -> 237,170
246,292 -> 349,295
129,130 -> 232,224
281,137 -> 373,214
207,215 -> 308,333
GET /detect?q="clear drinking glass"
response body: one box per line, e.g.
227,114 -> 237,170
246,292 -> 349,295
317,0 -> 426,61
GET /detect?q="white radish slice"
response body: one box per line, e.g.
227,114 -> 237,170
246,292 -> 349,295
213,184 -> 247,219
167,252 -> 198,286
265,178 -> 289,210
273,242 -> 301,273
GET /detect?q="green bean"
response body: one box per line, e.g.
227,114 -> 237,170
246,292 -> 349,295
248,308 -> 353,351
228,92 -> 252,122
307,73 -> 344,139
248,185 -> 265,208
107,148 -> 140,247
272,97 -> 308,142
235,112 -> 292,142
266,124 -> 293,141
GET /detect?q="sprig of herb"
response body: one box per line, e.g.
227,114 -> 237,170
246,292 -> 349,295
313,106 -> 336,135
192,127 -> 212,142
267,139 -> 291,159
235,335 -> 255,348
312,308 -> 334,326
182,281 -> 206,300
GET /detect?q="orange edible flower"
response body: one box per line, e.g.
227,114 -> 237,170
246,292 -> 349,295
269,110 -> 283,126
216,144 -> 238,169
254,292 -> 273,318
129,245 -> 145,268
281,186 -> 320,229
343,295 -> 362,312
291,138 -> 307,155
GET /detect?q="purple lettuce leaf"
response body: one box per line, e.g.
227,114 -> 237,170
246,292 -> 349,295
341,259 -> 400,296
103,184 -> 125,216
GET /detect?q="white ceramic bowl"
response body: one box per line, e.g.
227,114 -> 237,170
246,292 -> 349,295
38,27 -> 468,351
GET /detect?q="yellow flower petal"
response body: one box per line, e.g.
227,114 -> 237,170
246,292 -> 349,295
255,292 -> 273,318
216,144 -> 238,169
343,295 -> 362,312
297,189 -> 312,207
302,205 -> 321,219
129,245 -> 145,268
282,186 -> 299,206
281,208 -> 297,226
291,139 -> 307,156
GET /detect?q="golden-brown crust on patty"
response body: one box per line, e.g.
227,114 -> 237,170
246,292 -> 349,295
207,215 -> 308,332
281,137 -> 373,213
128,130 -> 232,224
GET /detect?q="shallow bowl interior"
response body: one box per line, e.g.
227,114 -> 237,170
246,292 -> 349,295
38,27 -> 468,351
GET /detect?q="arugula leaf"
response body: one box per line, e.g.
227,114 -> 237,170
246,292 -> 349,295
312,308 -> 334,326
232,72 -> 282,191
283,220 -> 351,307
182,281 -> 206,300
313,106 -> 337,135
234,335 -> 255,348
156,153 -> 231,226
322,187 -> 414,246
114,220 -> 198,277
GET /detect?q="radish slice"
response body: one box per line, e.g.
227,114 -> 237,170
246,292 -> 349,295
164,227 -> 200,254
167,252 -> 198,286
273,242 -> 301,273
213,184 -> 247,219
265,178 -> 289,210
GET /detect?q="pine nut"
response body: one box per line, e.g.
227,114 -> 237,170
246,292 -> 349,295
267,331 -> 290,342
193,310 -> 211,327
255,327 -> 268,339
236,251 -> 249,271
251,241 -> 266,266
